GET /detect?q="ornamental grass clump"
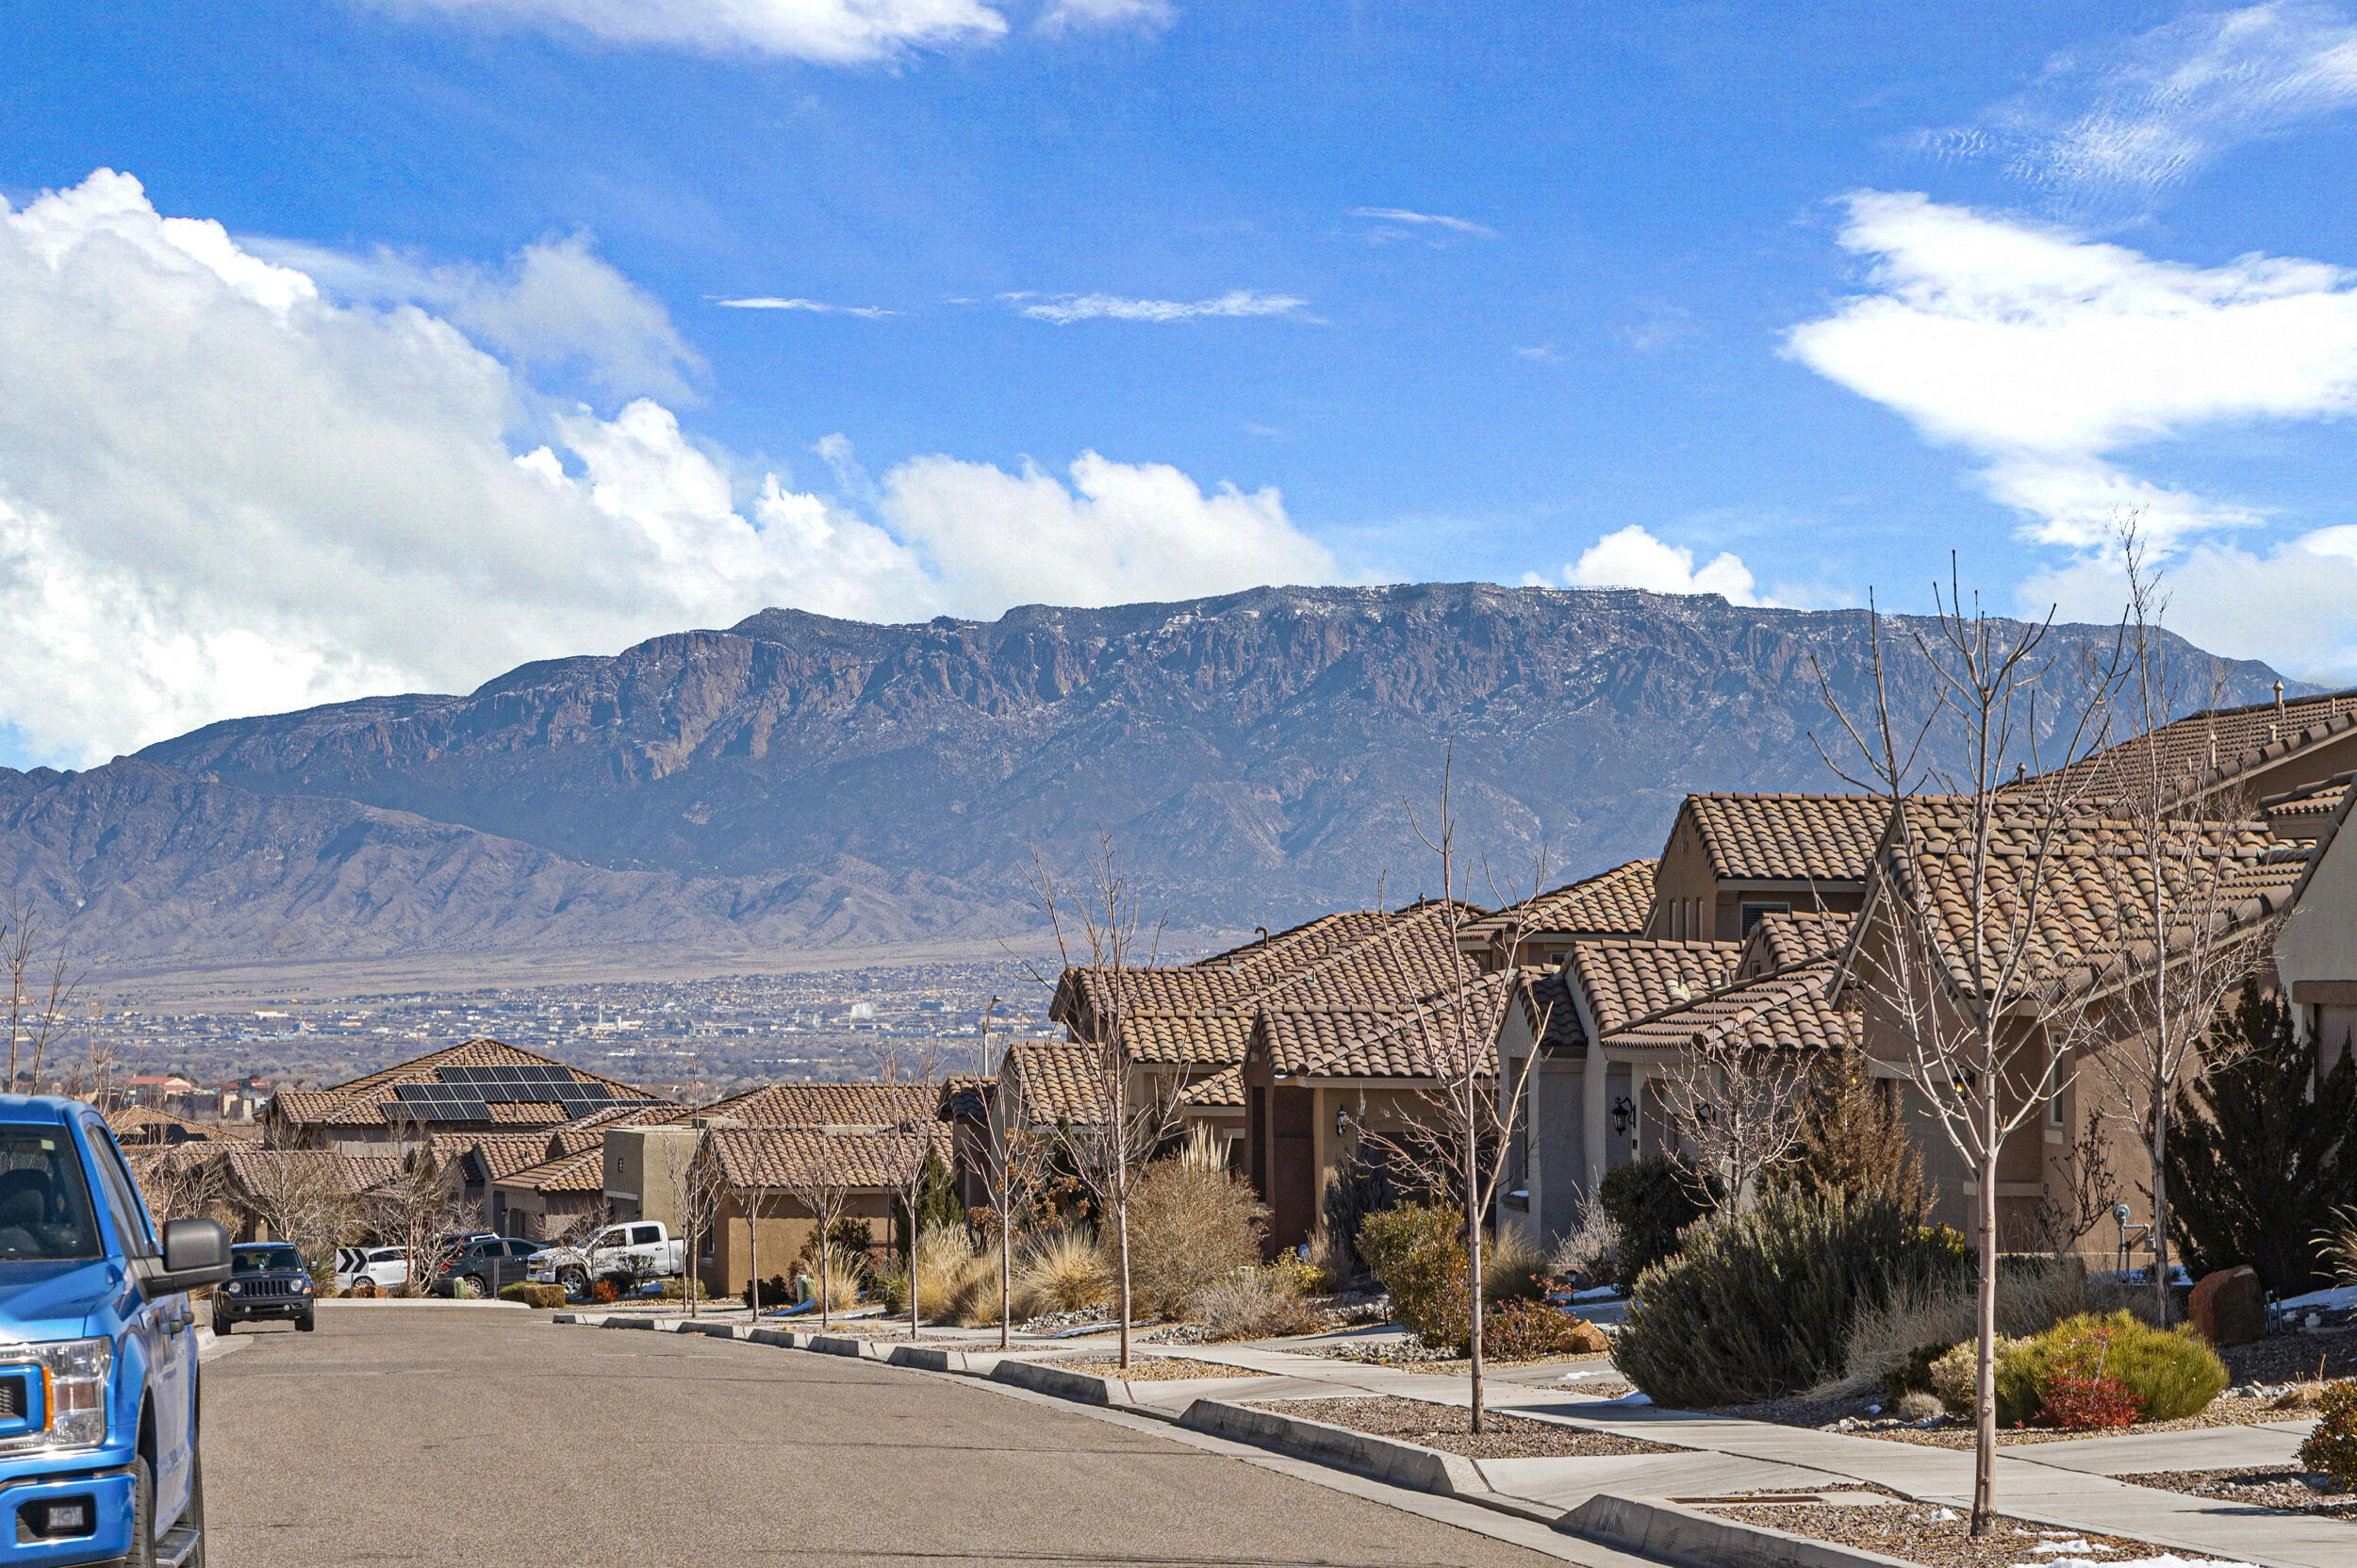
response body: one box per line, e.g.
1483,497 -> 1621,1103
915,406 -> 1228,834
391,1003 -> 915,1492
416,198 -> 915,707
1193,1267 -> 1324,1341
1124,1154 -> 1267,1320
1612,1190 -> 1970,1409
1014,1229 -> 1111,1316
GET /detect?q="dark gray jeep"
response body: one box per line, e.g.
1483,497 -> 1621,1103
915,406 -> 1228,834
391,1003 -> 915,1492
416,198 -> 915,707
211,1244 -> 315,1334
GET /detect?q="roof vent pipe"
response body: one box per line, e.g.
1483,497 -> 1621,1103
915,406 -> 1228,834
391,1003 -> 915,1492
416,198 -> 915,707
2277,679 -> 2287,718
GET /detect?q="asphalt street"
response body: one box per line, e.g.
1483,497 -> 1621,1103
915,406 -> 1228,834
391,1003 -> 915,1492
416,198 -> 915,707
204,1305 -> 1565,1566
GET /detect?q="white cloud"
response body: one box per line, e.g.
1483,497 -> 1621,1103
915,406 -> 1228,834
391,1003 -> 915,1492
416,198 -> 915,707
0,170 -> 1335,767
373,0 -> 1009,62
879,451 -> 1332,608
1011,289 -> 1313,324
1920,2 -> 2357,212
1559,525 -> 1764,604
2025,529 -> 2357,679
1034,0 -> 1173,36
1513,345 -> 1560,363
715,295 -> 897,318
1347,206 -> 1498,244
1787,190 -> 2357,550
255,231 -> 704,402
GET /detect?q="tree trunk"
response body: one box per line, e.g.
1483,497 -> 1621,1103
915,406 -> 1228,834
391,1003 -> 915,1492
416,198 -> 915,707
1116,1196 -> 1133,1371
909,1232 -> 921,1341
1467,1161 -> 1486,1435
998,1200 -> 1012,1351
819,1244 -> 832,1329
1971,1084 -> 1999,1536
2151,1094 -> 2171,1329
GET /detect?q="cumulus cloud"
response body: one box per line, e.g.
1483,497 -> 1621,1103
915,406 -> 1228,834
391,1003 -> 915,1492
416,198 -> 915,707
715,295 -> 897,318
1920,2 -> 2357,214
373,0 -> 1009,62
1558,525 -> 1764,604
257,231 -> 705,402
1788,190 -> 2357,551
1033,0 -> 1173,36
1011,289 -> 1313,324
2026,530 -> 2357,680
0,170 -> 1335,767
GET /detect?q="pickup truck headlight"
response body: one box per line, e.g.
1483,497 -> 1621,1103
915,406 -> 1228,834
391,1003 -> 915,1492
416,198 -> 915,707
0,1338 -> 113,1452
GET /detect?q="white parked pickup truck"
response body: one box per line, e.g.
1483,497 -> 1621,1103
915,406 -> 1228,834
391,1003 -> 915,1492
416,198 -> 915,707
526,1221 -> 685,1290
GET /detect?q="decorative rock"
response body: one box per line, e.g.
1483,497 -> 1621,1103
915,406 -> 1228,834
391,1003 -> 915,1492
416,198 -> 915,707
1564,1317 -> 1611,1355
2188,1265 -> 2267,1347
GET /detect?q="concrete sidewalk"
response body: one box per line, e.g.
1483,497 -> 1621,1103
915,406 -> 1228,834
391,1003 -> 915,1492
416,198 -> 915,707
1098,1341 -> 2343,1568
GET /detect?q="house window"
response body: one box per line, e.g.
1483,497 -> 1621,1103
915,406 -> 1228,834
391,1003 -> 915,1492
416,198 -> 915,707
2047,1046 -> 2067,1126
1739,900 -> 1790,935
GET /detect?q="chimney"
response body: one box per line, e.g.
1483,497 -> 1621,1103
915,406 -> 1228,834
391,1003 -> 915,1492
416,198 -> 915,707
2276,679 -> 2287,718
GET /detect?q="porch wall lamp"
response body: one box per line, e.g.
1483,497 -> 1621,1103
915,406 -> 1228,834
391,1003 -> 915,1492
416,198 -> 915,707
1335,1104 -> 1352,1138
1610,1096 -> 1636,1136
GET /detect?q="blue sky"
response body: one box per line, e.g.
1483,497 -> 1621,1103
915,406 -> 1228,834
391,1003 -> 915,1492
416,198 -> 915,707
7,1 -> 2357,767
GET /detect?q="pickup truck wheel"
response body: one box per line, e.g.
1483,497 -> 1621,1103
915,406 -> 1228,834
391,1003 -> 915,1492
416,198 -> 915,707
558,1267 -> 587,1296
122,1452 -> 156,1568
178,1450 -> 206,1568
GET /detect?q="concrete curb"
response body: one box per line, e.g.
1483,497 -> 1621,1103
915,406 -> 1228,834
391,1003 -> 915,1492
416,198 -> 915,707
990,1358 -> 1133,1407
1558,1494 -> 1919,1568
1176,1398 -> 1488,1498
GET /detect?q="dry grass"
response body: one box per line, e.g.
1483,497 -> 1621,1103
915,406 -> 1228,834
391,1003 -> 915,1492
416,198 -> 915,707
807,1244 -> 865,1312
1482,1228 -> 1546,1305
910,1221 -> 1001,1325
1807,1258 -> 2158,1400
1193,1268 -> 1325,1341
1014,1230 -> 1111,1315
1125,1154 -> 1266,1319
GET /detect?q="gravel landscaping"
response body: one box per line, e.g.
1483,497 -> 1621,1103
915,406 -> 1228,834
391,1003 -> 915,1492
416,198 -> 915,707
1701,1497 -> 2220,1568
2117,1466 -> 2357,1521
2220,1327 -> 2357,1384
1038,1355 -> 1272,1381
1710,1387 -> 2318,1447
1247,1395 -> 1684,1460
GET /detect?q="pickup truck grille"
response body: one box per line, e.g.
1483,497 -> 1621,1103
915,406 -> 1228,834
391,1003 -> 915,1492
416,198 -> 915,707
240,1279 -> 303,1300
0,1376 -> 23,1421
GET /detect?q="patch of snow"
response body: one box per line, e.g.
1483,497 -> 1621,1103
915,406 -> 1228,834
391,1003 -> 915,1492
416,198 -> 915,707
1572,1285 -> 1623,1301
1602,1391 -> 1651,1406
2279,1283 -> 2357,1312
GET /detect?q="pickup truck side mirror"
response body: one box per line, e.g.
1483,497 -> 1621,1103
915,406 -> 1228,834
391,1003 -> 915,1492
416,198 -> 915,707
138,1219 -> 233,1296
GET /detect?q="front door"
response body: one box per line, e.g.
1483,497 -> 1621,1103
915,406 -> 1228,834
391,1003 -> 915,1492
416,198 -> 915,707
1268,1087 -> 1316,1253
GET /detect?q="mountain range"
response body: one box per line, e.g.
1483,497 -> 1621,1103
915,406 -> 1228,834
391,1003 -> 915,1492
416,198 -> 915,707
0,583 -> 2298,979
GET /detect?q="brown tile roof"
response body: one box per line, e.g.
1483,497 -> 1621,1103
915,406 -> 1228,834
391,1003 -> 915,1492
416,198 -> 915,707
1608,961 -> 1856,1056
1518,967 -> 1585,1052
1179,1065 -> 1244,1108
1738,910 -> 1856,976
107,1107 -> 257,1146
690,1081 -> 936,1129
1055,900 -> 1483,1066
1567,939 -> 1745,1036
999,1042 -> 1113,1126
494,1144 -> 607,1197
1459,860 -> 1657,945
2264,776 -> 2349,834
2043,689 -> 2357,807
263,1039 -> 663,1131
453,1134 -> 567,1184
1257,974 -> 1511,1081
936,1075 -> 993,1121
219,1147 -> 402,1199
701,1125 -> 946,1192
1680,795 -> 1890,883
1872,804 -> 2305,999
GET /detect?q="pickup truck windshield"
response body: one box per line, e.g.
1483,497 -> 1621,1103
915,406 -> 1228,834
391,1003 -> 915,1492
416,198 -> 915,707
0,1129 -> 102,1261
233,1246 -> 304,1273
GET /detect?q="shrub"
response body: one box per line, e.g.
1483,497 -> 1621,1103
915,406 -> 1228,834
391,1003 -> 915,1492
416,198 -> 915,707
1600,1155 -> 1715,1285
2298,1380 -> 2357,1487
1773,1049 -> 1930,1219
1613,1190 -> 1971,1409
1359,1205 -> 1469,1349
1482,1299 -> 1591,1360
1929,1337 -> 2040,1427
1928,1313 -> 2227,1428
1549,1195 -> 1622,1290
1892,1389 -> 1943,1424
1817,1252 -> 2117,1401
1014,1229 -> 1110,1315
1193,1267 -> 1324,1341
1320,1145 -> 1409,1273
1305,1225 -> 1354,1293
1125,1156 -> 1267,1319
499,1281 -> 567,1309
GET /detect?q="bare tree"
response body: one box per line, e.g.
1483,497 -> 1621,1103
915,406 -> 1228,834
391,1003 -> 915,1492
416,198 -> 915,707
236,1153 -> 363,1279
2,900 -> 80,1092
1656,1040 -> 1815,1213
124,1145 -> 223,1230
372,1148 -> 468,1297
1022,836 -> 1187,1371
1816,569 -> 2132,1535
879,1042 -> 944,1340
2074,522 -> 2284,1324
1354,752 -> 1554,1434
977,1005 -> 1053,1349
669,1131 -> 728,1320
766,1130 -> 861,1329
2024,1109 -> 2121,1259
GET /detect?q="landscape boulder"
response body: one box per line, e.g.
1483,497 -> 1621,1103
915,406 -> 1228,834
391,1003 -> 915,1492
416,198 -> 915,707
2188,1265 -> 2266,1347
1565,1316 -> 1611,1355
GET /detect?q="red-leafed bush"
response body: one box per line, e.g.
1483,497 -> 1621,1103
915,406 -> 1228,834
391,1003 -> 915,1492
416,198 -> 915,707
2037,1371 -> 2140,1429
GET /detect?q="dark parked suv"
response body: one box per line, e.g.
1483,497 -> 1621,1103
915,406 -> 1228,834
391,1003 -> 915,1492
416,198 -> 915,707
212,1244 -> 315,1333
432,1236 -> 540,1298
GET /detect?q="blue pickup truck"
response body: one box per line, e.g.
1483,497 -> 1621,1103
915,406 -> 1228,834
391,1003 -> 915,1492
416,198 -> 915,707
0,1097 -> 231,1567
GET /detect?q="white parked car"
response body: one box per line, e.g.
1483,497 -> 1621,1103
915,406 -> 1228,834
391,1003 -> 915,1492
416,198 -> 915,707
336,1246 -> 412,1296
527,1222 -> 684,1292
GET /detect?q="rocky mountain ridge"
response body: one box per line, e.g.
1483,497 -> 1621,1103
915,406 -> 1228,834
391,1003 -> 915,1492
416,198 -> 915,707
0,582 -> 2297,975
